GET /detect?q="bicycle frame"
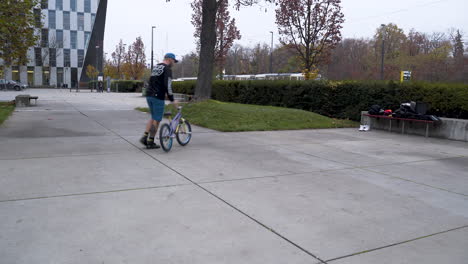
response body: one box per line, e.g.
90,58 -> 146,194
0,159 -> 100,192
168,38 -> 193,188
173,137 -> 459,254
166,108 -> 185,137
170,112 -> 181,135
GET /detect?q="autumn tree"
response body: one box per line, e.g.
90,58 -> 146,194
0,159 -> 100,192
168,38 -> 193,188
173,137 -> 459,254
0,0 -> 40,78
192,0 -> 241,79
111,39 -> 127,79
374,24 -> 407,61
275,0 -> 344,79
86,65 -> 99,79
104,58 -> 119,79
122,37 -> 147,80
86,65 -> 99,90
371,23 -> 407,79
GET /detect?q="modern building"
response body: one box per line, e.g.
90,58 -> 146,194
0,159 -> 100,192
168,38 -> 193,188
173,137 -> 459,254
1,0 -> 107,87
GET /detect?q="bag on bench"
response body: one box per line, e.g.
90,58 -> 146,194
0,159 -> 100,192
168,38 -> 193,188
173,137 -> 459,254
368,105 -> 384,115
394,101 -> 441,122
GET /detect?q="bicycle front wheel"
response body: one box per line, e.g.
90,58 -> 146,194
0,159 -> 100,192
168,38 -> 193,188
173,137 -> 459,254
159,123 -> 173,152
176,120 -> 192,146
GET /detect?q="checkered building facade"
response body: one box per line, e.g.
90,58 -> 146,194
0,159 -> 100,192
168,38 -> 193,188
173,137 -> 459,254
3,0 -> 107,87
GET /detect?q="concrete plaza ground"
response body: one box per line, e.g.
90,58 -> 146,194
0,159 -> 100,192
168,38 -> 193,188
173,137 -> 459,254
0,89 -> 467,264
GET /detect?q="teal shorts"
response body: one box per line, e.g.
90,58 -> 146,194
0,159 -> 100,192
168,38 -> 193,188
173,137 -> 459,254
146,96 -> 165,121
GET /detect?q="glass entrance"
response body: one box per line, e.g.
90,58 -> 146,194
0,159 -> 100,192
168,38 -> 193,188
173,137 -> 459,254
57,67 -> 64,87
71,68 -> 78,88
27,67 -> 34,86
42,67 -> 50,86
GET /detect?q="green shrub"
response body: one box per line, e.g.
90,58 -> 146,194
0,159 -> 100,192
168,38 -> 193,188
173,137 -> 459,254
172,80 -> 468,120
172,80 -> 196,94
88,80 -> 144,93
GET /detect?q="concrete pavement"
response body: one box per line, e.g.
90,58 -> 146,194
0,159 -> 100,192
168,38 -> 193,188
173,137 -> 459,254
1,89 -> 467,263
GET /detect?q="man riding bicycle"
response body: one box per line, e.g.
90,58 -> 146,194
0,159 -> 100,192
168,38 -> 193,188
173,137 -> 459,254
140,53 -> 179,149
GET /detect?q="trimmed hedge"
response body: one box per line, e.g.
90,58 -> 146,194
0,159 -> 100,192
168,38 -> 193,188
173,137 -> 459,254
173,80 -> 468,120
88,80 -> 144,93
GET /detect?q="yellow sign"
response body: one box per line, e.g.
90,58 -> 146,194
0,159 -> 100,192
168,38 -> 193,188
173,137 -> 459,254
400,71 -> 411,82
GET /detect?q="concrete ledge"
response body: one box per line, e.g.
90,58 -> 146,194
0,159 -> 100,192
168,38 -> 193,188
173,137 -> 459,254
15,94 -> 31,107
361,111 -> 468,142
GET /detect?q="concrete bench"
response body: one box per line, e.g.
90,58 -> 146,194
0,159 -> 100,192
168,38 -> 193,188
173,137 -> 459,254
15,95 -> 38,107
363,113 -> 436,137
361,111 -> 468,142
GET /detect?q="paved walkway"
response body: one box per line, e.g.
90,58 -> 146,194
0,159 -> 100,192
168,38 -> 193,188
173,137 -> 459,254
1,89 -> 467,263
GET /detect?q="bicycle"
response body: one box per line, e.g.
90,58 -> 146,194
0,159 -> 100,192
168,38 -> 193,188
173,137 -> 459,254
159,106 -> 192,152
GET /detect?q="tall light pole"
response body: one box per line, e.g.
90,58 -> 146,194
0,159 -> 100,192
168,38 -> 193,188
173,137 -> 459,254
380,24 -> 386,80
151,26 -> 156,71
270,31 -> 274,73
95,45 -> 99,92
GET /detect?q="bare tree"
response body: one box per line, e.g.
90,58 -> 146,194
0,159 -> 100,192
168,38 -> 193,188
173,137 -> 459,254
275,0 -> 345,79
167,0 -> 273,99
192,0 -> 241,79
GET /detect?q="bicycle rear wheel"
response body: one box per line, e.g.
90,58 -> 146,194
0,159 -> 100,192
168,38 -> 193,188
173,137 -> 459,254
159,123 -> 173,152
176,120 -> 192,146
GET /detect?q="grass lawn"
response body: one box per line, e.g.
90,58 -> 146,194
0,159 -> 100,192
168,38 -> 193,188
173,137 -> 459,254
136,100 -> 358,132
0,101 -> 15,126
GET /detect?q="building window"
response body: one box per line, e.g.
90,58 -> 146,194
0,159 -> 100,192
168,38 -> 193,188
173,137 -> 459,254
41,0 -> 48,9
91,14 -> 95,25
84,32 -> 90,48
84,0 -> 91,13
78,50 -> 84,67
49,48 -> 56,67
35,48 -> 43,66
70,0 -> 77,12
48,10 -> 56,29
12,66 -> 20,82
70,31 -> 77,49
64,49 -> 71,67
77,13 -> 84,31
56,30 -> 63,48
63,11 -> 70,30
34,9 -> 42,28
41,29 -> 48,47
42,67 -> 50,85
56,0 -> 63,10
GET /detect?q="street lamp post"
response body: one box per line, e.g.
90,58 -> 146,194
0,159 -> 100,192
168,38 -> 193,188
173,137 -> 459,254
380,24 -> 386,80
95,45 -> 99,92
151,26 -> 156,71
270,31 -> 274,73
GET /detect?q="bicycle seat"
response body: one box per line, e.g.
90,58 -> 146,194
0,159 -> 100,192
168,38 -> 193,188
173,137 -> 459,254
164,111 -> 172,117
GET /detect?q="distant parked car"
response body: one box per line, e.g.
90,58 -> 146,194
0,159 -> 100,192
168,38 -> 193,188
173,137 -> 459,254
0,79 -> 27,91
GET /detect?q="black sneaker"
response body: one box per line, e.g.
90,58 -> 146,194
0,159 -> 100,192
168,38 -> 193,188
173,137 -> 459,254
146,142 -> 160,149
140,136 -> 148,146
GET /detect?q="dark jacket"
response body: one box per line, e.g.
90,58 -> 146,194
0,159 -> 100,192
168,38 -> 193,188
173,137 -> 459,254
147,63 -> 174,101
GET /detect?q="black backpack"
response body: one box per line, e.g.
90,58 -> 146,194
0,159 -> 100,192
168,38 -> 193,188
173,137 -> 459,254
368,105 -> 384,115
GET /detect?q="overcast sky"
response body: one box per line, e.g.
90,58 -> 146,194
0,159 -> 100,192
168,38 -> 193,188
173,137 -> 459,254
104,0 -> 468,63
